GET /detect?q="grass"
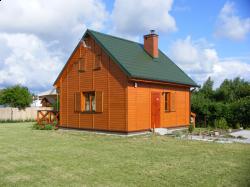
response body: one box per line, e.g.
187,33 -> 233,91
0,123 -> 250,187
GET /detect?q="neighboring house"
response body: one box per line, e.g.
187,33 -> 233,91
38,88 -> 57,107
31,98 -> 42,107
53,29 -> 198,132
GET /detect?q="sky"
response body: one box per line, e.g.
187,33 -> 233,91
0,0 -> 250,93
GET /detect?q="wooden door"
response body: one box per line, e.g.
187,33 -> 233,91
151,92 -> 161,128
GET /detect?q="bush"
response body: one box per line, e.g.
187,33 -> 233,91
214,118 -> 228,129
188,124 -> 194,133
44,124 -> 54,130
234,123 -> 241,129
230,97 -> 250,128
32,121 -> 57,130
191,77 -> 250,129
32,123 -> 43,130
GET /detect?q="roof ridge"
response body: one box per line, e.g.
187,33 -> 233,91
87,29 -> 143,46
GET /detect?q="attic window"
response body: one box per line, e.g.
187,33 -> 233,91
78,58 -> 85,72
84,37 -> 91,48
94,54 -> 101,70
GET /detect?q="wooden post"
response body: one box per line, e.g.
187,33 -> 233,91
37,111 -> 39,124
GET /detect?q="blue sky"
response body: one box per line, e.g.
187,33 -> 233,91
170,0 -> 250,57
0,0 -> 249,93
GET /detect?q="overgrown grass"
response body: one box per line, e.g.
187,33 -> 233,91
0,122 -> 249,187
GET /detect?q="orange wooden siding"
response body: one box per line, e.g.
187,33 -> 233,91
127,82 -> 190,131
58,36 -> 127,132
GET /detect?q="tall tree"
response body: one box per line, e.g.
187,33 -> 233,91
0,85 -> 33,109
200,77 -> 214,99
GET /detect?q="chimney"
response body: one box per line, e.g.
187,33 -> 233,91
144,30 -> 158,58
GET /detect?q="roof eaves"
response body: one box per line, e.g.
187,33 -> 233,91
130,75 -> 199,87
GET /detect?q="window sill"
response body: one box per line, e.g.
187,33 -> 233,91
165,110 -> 175,113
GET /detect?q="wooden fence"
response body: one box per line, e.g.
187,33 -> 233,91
36,110 -> 59,125
0,107 -> 53,121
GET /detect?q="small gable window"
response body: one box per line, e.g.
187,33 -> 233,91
94,54 -> 101,70
78,58 -> 86,72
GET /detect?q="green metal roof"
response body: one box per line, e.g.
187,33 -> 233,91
87,29 -> 198,87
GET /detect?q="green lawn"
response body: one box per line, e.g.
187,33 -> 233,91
0,123 -> 250,187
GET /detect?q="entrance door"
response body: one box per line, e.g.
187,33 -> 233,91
151,92 -> 161,128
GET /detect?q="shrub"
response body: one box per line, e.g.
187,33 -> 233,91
214,118 -> 228,129
32,123 -> 43,130
32,121 -> 57,130
188,124 -> 194,133
44,124 -> 54,130
234,123 -> 241,129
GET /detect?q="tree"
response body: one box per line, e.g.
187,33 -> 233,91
191,77 -> 250,128
214,77 -> 250,102
0,85 -> 33,109
200,77 -> 214,99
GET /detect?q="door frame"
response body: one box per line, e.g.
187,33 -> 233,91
151,91 -> 161,129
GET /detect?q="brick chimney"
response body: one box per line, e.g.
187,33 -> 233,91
144,30 -> 158,58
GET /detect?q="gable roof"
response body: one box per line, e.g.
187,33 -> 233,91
54,29 -> 198,87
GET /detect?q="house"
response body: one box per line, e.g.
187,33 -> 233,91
38,88 -> 57,108
53,29 -> 198,132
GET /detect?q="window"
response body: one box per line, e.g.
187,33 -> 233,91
164,92 -> 170,112
84,92 -> 96,112
78,58 -> 85,72
74,91 -> 103,113
94,54 -> 101,70
164,92 -> 175,112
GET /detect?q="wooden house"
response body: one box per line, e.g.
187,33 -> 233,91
53,29 -> 198,132
38,88 -> 57,107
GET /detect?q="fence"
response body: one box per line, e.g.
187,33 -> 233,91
0,107 -> 53,121
37,110 -> 59,125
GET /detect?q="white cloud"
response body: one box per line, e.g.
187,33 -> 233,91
215,1 -> 250,41
169,36 -> 250,87
0,33 -> 64,92
111,0 -> 177,37
212,59 -> 250,87
170,36 -> 218,75
0,0 -> 109,92
0,0 -> 109,38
